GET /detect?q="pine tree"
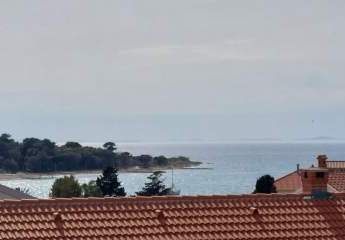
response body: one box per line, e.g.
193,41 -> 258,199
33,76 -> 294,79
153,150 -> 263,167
96,166 -> 126,197
136,171 -> 172,196
103,142 -> 117,152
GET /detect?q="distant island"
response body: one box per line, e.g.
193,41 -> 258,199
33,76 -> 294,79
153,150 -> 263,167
0,133 -> 201,174
294,136 -> 339,141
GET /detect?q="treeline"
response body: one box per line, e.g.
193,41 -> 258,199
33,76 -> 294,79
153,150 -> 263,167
0,133 -> 200,173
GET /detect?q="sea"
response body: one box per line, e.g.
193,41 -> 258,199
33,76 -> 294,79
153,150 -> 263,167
1,142 -> 345,198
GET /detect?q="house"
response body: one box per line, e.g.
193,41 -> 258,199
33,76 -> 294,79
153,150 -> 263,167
0,184 -> 34,200
1,192 -> 345,239
275,155 -> 345,193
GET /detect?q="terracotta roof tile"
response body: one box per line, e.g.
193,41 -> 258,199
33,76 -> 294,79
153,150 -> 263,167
0,194 -> 345,239
274,171 -> 302,193
275,168 -> 345,194
328,171 -> 345,192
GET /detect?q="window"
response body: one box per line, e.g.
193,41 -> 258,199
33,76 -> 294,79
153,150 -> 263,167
304,172 -> 308,178
316,172 -> 325,178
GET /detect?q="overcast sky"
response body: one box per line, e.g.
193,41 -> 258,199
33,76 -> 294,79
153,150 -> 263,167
1,1 -> 345,142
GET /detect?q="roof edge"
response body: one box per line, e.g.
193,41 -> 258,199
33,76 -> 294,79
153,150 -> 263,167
3,192 -> 345,205
274,170 -> 299,183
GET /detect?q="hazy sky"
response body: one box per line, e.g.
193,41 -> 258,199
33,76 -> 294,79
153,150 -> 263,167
1,1 -> 345,142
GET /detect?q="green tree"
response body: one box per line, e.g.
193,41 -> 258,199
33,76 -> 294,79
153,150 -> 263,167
96,166 -> 126,197
154,156 -> 168,166
103,142 -> 117,152
0,133 -> 21,172
253,174 -> 277,194
63,142 -> 82,149
0,133 -> 14,144
136,155 -> 153,168
50,175 -> 82,198
118,152 -> 132,169
0,133 -> 197,174
21,138 -> 56,172
136,171 -> 172,196
2,158 -> 19,173
81,180 -> 103,197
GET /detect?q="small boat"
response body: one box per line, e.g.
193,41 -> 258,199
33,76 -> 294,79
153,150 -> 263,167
166,168 -> 180,195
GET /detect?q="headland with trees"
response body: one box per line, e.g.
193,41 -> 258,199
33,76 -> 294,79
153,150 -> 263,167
0,133 -> 201,174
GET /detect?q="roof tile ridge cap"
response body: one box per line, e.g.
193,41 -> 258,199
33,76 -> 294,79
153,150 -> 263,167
70,197 -> 106,201
134,195 -> 179,200
0,198 -> 40,207
130,195 -> 203,201
242,193 -> 306,199
6,198 -> 39,203
165,195 -> 251,201
49,197 -> 105,205
192,195 -> 231,200
120,195 -> 190,204
52,197 -> 126,201
123,195 -> 243,202
274,170 -> 298,183
47,197 -> 138,205
332,192 -> 345,197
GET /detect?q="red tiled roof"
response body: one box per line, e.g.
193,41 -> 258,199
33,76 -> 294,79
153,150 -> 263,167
2,194 -> 345,239
275,170 -> 345,193
274,171 -> 302,193
328,171 -> 345,192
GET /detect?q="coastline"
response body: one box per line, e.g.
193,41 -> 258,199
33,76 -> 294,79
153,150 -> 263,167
0,166 -> 210,181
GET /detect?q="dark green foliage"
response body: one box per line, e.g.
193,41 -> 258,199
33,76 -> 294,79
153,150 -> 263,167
154,156 -> 168,166
50,176 -> 104,198
50,175 -> 82,198
253,174 -> 277,194
81,180 -> 103,197
136,171 -> 172,196
0,134 -> 13,143
96,166 -> 126,197
135,155 -> 153,168
0,134 -> 21,172
63,142 -> 82,149
21,138 -> 56,172
2,158 -> 19,173
103,142 -> 117,152
118,152 -> 132,169
0,133 -> 199,173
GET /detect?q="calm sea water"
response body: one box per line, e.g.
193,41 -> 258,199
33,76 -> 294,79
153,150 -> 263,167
1,142 -> 345,198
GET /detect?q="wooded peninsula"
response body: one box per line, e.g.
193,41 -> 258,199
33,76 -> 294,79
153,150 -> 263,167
0,133 -> 201,173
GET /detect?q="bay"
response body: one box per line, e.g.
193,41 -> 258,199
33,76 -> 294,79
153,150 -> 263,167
1,142 -> 345,198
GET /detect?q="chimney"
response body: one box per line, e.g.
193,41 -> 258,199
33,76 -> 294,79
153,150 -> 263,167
317,155 -> 328,168
300,167 -> 329,194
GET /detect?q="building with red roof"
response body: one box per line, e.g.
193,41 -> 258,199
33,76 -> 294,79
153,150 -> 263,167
275,155 -> 345,193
